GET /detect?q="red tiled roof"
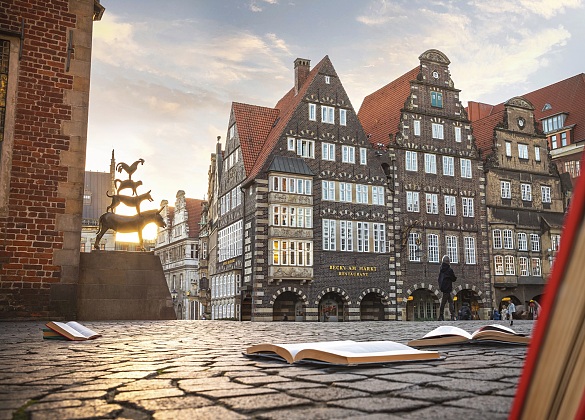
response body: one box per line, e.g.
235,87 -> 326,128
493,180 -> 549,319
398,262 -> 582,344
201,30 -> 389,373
232,102 -> 280,175
471,110 -> 505,156
185,198 -> 204,238
469,73 -> 585,149
358,66 -> 420,147
244,56 -> 330,184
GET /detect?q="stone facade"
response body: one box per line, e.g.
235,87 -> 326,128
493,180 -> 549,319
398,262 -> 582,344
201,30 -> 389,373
359,50 -> 491,320
0,0 -> 104,319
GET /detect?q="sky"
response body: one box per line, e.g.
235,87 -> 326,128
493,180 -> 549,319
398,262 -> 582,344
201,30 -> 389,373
87,0 -> 585,208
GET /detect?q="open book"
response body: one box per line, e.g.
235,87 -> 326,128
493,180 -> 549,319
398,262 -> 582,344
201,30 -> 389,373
246,340 -> 440,365
407,324 -> 530,347
44,321 -> 101,341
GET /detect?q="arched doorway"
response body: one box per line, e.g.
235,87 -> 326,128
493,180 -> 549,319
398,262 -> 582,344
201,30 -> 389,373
273,291 -> 301,321
241,293 -> 252,321
319,292 -> 344,322
528,294 -> 543,320
360,292 -> 385,321
406,289 -> 439,321
499,295 -> 521,321
454,289 -> 483,319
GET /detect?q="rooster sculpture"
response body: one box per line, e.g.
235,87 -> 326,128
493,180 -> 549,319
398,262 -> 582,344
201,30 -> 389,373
116,158 -> 145,180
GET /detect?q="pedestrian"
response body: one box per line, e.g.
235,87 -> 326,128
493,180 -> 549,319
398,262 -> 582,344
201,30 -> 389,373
492,308 -> 501,320
438,255 -> 457,321
508,301 -> 516,326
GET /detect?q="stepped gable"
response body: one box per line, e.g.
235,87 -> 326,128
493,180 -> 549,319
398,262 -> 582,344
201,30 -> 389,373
232,102 -> 280,175
244,56 -> 329,184
185,198 -> 204,238
358,66 -> 420,147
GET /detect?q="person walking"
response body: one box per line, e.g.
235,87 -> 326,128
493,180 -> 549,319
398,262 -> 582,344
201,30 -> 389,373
508,301 -> 516,326
438,255 -> 457,321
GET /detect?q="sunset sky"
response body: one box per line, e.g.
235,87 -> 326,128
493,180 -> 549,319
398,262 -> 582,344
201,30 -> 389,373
87,0 -> 585,207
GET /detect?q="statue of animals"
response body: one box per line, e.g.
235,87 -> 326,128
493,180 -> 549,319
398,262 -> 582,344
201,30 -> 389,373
106,190 -> 153,214
94,207 -> 166,251
114,179 -> 143,196
116,158 -> 145,179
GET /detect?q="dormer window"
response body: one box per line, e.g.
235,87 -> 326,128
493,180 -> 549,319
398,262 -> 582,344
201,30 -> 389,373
542,103 -> 552,111
541,113 -> 567,133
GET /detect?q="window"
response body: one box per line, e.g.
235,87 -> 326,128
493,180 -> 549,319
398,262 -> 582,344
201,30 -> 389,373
501,181 -> 511,199
228,124 -> 235,140
322,180 -> 335,201
271,205 -> 312,228
372,186 -> 384,205
503,229 -> 514,249
339,183 -> 351,202
323,219 -> 336,251
309,103 -> 316,121
460,159 -> 472,178
270,175 -> 312,195
505,255 -> 515,275
518,144 -> 528,159
446,235 -> 458,263
431,91 -> 443,108
272,240 -> 312,267
521,184 -> 532,201
531,258 -> 541,276
342,145 -> 355,163
455,126 -> 462,142
322,143 -> 335,161
373,223 -> 386,253
551,234 -> 561,251
413,120 -> 421,136
432,123 -> 444,139
541,114 -> 566,133
406,191 -> 419,212
493,229 -> 502,249
406,151 -> 418,171
464,237 -> 476,264
287,137 -> 295,151
296,139 -> 314,158
443,156 -> 454,176
505,141 -> 512,157
444,195 -> 456,216
427,234 -> 439,263
218,221 -> 243,261
541,186 -> 551,203
426,193 -> 438,214
321,106 -> 335,124
340,220 -> 353,252
551,135 -> 558,149
530,234 -> 540,252
561,132 -> 567,147
494,255 -> 504,275
325,75 -> 330,84
535,146 -> 541,162
424,153 -> 436,174
462,197 -> 474,217
339,109 -> 347,126
519,257 -> 529,276
357,222 -> 370,252
360,147 -> 367,165
408,232 -> 421,262
518,233 -> 528,251
356,184 -> 369,204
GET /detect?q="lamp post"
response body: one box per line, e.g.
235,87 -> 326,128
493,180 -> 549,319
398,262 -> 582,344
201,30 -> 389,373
171,289 -> 178,302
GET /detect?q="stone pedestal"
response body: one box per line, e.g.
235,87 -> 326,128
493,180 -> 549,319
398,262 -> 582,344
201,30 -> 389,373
77,251 -> 176,320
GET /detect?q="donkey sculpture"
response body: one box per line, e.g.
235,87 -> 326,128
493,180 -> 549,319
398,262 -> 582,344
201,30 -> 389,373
94,207 -> 166,251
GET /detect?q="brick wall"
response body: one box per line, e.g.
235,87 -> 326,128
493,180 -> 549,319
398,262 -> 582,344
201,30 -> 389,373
0,0 -> 98,319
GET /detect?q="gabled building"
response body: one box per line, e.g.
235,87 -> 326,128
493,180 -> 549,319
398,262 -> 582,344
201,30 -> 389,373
468,74 -> 585,191
359,49 -> 491,320
154,191 -> 204,319
213,56 -> 395,321
471,96 -> 566,313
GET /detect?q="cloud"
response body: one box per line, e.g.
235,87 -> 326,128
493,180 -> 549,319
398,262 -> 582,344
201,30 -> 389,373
356,0 -> 408,25
470,0 -> 583,19
249,0 -> 279,13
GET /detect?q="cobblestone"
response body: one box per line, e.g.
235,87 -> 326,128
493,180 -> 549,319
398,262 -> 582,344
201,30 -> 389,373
0,320 -> 533,419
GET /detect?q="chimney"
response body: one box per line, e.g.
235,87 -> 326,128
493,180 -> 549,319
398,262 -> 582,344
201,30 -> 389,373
294,58 -> 311,95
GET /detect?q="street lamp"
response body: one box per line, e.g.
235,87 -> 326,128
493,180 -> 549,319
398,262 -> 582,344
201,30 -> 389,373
171,289 -> 178,302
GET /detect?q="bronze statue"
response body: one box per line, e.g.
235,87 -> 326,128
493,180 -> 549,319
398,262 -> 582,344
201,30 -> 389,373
114,179 -> 143,196
94,208 -> 166,251
116,158 -> 145,179
106,190 -> 153,214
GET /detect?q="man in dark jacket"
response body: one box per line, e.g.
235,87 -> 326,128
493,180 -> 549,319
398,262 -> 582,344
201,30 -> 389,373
438,255 -> 457,321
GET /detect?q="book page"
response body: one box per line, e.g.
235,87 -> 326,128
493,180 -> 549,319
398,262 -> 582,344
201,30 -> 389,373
274,341 -> 356,359
472,324 -> 518,336
66,321 -> 100,338
51,322 -> 87,338
422,325 -> 472,340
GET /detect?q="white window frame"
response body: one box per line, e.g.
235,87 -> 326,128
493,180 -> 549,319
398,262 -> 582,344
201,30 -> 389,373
406,151 -> 418,171
454,126 -> 462,142
521,183 -> 532,201
432,123 -> 444,139
340,182 -> 352,202
325,75 -> 330,84
460,158 -> 472,178
372,186 -> 385,206
323,219 -> 336,251
501,181 -> 511,199
342,145 -> 355,163
518,144 -> 529,159
535,146 -> 541,162
340,220 -> 353,252
321,106 -> 335,124
296,139 -> 315,158
519,257 -> 529,276
532,258 -> 541,276
322,142 -> 335,161
444,195 -> 456,216
360,147 -> 367,165
462,197 -> 474,217
413,120 -> 421,136
530,234 -> 540,252
503,229 -> 514,249
464,237 -> 476,265
426,193 -> 438,214
373,223 -> 386,253
357,222 -> 370,252
424,153 -> 437,174
356,184 -> 369,204
408,232 -> 421,262
339,109 -> 347,126
322,180 -> 335,201
287,137 -> 295,151
406,191 -> 420,212
518,233 -> 528,251
446,235 -> 458,264
308,103 -> 316,121
493,229 -> 502,249
505,141 -> 512,157
541,185 -> 551,203
443,156 -> 454,176
505,255 -> 515,275
494,255 -> 504,275
427,234 -> 439,263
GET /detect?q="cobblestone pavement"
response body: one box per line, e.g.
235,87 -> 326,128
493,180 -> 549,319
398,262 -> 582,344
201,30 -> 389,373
0,320 -> 534,419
